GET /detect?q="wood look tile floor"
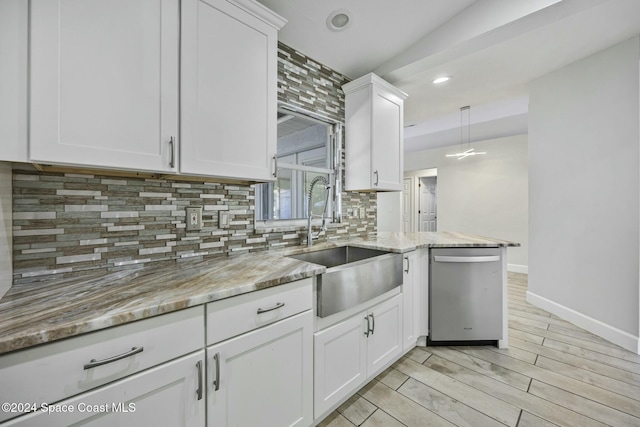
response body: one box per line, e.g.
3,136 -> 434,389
318,273 -> 640,427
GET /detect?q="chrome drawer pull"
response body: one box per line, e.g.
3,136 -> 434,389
196,360 -> 203,400
257,302 -> 285,314
213,353 -> 221,391
364,316 -> 371,337
83,346 -> 143,370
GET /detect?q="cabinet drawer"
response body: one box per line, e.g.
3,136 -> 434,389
207,278 -> 312,345
0,306 -> 204,423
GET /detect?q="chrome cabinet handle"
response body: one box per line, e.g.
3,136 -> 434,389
83,346 -> 143,370
404,256 -> 410,273
257,302 -> 285,314
213,353 -> 220,391
369,313 -> 375,335
373,170 -> 379,186
273,155 -> 278,178
169,136 -> 176,169
364,316 -> 371,337
196,360 -> 203,401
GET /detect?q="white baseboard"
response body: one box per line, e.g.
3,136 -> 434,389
508,264 -> 528,274
526,291 -> 639,354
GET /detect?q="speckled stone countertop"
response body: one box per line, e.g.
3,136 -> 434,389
0,252 -> 324,355
282,231 -> 519,256
0,231 -> 518,355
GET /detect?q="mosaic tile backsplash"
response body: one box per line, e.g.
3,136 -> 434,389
12,172 -> 376,283
12,43 -> 377,284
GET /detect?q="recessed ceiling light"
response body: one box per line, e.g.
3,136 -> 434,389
326,9 -> 352,32
432,76 -> 450,85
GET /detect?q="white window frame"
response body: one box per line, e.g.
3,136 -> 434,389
255,105 -> 342,230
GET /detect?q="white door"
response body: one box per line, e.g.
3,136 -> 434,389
419,177 -> 437,231
181,0 -> 278,181
402,178 -> 412,232
208,311 -> 313,427
314,312 -> 367,418
367,294 -> 403,376
29,0 -> 179,173
4,351 -> 205,426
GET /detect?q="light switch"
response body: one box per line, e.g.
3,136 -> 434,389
186,207 -> 202,231
219,211 -> 230,229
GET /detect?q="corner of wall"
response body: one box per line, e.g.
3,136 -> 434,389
0,162 -> 12,299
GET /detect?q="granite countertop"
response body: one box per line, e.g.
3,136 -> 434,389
282,231 -> 520,256
0,231 -> 518,355
0,252 -> 324,355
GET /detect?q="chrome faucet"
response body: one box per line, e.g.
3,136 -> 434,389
306,176 -> 331,246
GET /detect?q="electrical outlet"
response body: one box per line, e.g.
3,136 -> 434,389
219,211 -> 230,229
186,207 -> 202,231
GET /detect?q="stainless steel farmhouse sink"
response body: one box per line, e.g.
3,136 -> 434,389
289,246 -> 403,317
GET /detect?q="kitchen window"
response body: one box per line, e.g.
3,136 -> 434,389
255,106 -> 342,226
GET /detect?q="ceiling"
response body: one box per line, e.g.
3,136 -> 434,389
256,0 -> 640,152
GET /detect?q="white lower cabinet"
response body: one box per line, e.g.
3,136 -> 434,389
3,351 -> 205,426
367,294 -> 403,373
314,294 -> 402,418
0,307 -> 204,424
313,312 -> 368,418
402,250 -> 419,350
207,311 -> 313,427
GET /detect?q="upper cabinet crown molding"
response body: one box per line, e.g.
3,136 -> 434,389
233,0 -> 287,29
342,73 -> 408,101
343,73 -> 408,192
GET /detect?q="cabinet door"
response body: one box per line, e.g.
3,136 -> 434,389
181,0 -> 278,181
30,0 -> 179,173
314,312 -> 367,418
367,294 -> 403,376
402,251 -> 418,351
4,351 -> 205,427
0,0 -> 28,162
207,311 -> 313,427
419,248 -> 430,337
371,86 -> 403,191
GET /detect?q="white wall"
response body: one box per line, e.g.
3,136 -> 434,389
0,162 -> 12,298
377,191 -> 402,232
404,135 -> 529,272
528,36 -> 639,352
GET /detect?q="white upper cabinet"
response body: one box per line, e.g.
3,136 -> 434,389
29,0 -> 180,173
343,73 -> 407,191
0,0 -> 28,162
181,0 -> 286,181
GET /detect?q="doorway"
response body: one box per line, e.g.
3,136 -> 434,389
419,176 -> 437,231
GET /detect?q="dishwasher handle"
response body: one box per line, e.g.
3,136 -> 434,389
433,255 -> 500,263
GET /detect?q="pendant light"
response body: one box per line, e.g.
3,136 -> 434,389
446,106 -> 486,159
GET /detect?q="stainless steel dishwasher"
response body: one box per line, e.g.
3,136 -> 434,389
429,247 -> 502,343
